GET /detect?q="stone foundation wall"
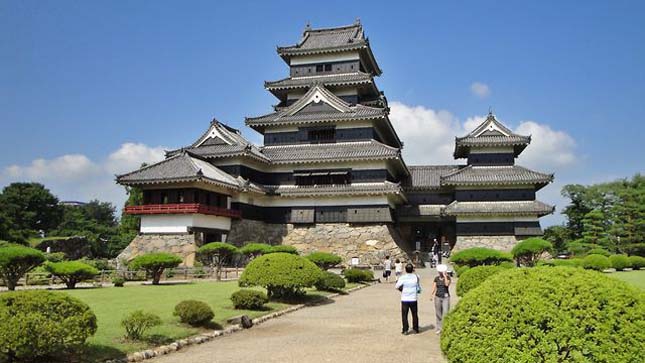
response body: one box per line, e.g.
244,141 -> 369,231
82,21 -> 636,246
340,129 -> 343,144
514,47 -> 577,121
454,235 -> 518,252
227,220 -> 413,266
117,234 -> 198,267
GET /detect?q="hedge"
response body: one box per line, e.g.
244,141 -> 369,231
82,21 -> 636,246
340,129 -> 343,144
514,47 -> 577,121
239,253 -> 322,299
315,271 -> 346,291
129,253 -> 182,285
306,252 -> 342,270
441,267 -> 645,362
581,254 -> 611,271
542,259 -> 582,268
456,265 -> 511,297
44,260 -> 99,289
609,255 -> 631,271
629,255 -> 645,270
511,238 -> 552,267
173,300 -> 214,326
343,268 -> 373,283
586,248 -> 610,257
0,244 -> 45,290
0,290 -> 97,361
230,289 -> 269,310
449,247 -> 513,267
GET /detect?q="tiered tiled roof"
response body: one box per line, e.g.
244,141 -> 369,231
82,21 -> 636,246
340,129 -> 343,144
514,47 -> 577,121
167,119 -> 270,163
264,181 -> 402,197
117,152 -> 244,190
276,21 -> 382,75
265,72 -> 374,91
441,165 -> 553,188
261,140 -> 400,164
403,165 -> 462,190
443,200 -> 555,217
454,113 -> 531,158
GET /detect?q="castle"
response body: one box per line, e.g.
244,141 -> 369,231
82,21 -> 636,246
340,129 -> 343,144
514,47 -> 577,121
116,21 -> 554,266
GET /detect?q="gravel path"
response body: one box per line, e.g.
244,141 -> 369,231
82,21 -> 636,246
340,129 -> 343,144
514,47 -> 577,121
152,267 -> 455,363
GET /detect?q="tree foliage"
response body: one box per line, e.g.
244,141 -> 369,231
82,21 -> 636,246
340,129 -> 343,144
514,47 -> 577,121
0,183 -> 63,243
0,244 -> 45,290
239,242 -> 272,258
52,200 -> 119,257
44,260 -> 99,289
511,238 -> 552,267
129,253 -> 182,285
306,252 -> 342,270
441,267 -> 645,362
198,242 -> 238,280
450,247 -> 513,267
0,290 -> 97,361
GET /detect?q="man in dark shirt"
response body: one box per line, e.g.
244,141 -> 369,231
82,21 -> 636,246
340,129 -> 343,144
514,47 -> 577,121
431,264 -> 451,334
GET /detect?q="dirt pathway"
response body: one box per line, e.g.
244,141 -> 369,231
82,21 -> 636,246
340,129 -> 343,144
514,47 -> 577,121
152,267 -> 455,363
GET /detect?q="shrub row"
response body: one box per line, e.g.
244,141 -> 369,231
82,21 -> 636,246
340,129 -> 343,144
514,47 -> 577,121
450,247 -> 513,267
441,267 -> 645,362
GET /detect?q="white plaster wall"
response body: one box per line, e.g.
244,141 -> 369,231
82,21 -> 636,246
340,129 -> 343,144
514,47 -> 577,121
141,214 -> 232,234
457,215 -> 539,223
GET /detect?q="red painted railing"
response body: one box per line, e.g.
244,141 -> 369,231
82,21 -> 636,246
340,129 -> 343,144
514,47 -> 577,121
124,203 -> 241,218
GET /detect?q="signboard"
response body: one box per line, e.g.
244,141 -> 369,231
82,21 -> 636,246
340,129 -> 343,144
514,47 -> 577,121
351,257 -> 360,266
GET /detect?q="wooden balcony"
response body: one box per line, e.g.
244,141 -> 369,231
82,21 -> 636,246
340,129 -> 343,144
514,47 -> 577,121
124,203 -> 241,218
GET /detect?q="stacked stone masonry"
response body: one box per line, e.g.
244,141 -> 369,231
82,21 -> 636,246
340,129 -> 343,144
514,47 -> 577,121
453,235 -> 518,253
117,234 -> 197,267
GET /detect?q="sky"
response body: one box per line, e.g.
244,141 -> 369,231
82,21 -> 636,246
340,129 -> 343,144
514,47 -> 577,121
1,0 -> 644,226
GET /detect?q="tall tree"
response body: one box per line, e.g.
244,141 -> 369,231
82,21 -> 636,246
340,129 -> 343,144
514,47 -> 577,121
113,186 -> 143,256
0,183 -> 63,238
542,225 -> 571,253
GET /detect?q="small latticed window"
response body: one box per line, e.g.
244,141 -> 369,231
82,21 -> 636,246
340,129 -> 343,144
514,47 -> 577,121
308,128 -> 335,142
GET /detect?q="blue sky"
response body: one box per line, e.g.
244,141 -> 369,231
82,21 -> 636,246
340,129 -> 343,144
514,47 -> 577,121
1,0 -> 644,225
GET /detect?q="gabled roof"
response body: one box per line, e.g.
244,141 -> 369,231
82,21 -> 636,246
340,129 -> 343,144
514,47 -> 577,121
454,112 -> 531,158
440,165 -> 554,189
167,119 -> 270,163
116,151 -> 241,190
277,21 -> 382,76
246,84 -> 387,128
444,200 -> 555,217
261,140 -> 401,164
264,181 -> 402,197
403,165 -> 462,191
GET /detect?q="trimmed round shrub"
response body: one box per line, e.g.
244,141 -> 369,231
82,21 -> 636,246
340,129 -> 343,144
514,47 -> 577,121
267,245 -> 299,255
239,253 -> 322,299
0,290 -> 97,361
197,242 -> 238,280
582,254 -> 611,271
173,300 -> 214,326
44,260 -> 99,289
343,268 -> 373,283
586,248 -> 610,257
449,247 -> 512,267
441,267 -> 645,362
315,271 -> 346,291
129,252 -> 182,285
456,265 -> 510,297
239,242 -> 272,258
230,289 -> 269,310
0,244 -> 45,290
306,252 -> 342,270
112,276 -> 125,287
511,237 -> 552,267
629,255 -> 645,270
45,252 -> 66,263
609,255 -> 631,271
543,258 -> 582,268
121,310 -> 162,340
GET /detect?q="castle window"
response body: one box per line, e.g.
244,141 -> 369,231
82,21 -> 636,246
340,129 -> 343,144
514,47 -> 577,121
316,64 -> 323,72
178,191 -> 184,203
324,64 -> 332,71
307,127 -> 336,142
161,192 -> 168,204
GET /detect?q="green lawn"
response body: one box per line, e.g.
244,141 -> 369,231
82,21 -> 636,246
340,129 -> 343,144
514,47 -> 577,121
610,269 -> 645,290
63,280 -> 359,361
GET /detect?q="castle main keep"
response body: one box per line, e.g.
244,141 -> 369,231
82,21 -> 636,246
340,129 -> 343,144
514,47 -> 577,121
116,21 -> 554,266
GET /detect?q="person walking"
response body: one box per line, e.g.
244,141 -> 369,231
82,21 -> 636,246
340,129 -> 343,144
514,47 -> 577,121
383,256 -> 392,282
394,258 -> 403,278
431,264 -> 451,334
395,263 -> 420,335
432,239 -> 441,265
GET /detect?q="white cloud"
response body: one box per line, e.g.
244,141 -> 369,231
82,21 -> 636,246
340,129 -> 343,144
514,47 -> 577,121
470,82 -> 491,98
1,143 -> 166,210
514,121 -> 577,170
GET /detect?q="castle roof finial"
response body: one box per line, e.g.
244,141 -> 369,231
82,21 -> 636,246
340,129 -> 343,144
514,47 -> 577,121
304,21 -> 311,31
354,17 -> 361,25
